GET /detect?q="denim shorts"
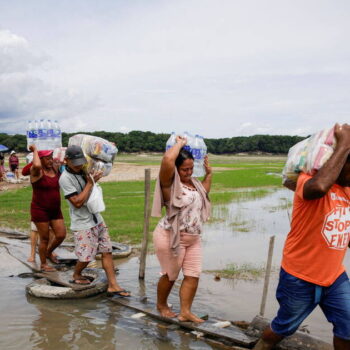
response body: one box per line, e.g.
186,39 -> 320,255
271,268 -> 350,340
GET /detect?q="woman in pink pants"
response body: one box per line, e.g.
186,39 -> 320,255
151,135 -> 212,323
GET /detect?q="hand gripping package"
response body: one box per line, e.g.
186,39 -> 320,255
282,126 -> 337,191
68,134 -> 117,177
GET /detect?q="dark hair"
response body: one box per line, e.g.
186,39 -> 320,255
175,149 -> 194,168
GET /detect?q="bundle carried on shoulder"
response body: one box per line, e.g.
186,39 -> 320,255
282,126 -> 336,191
52,147 -> 67,163
68,134 -> 118,176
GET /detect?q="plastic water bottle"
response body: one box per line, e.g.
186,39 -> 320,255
46,119 -> 54,150
199,135 -> 207,177
26,120 -> 32,147
37,119 -> 48,150
200,135 -> 207,159
26,120 -> 38,150
183,131 -> 193,152
33,119 -> 39,146
192,135 -> 204,177
53,120 -> 62,148
165,132 -> 176,151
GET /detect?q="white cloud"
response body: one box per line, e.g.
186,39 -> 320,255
0,28 -> 99,134
0,1 -> 350,137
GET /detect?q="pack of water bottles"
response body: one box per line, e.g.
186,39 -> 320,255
166,132 -> 207,177
26,119 -> 62,151
68,134 -> 117,177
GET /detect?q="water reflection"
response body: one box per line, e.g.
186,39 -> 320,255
0,187 -> 342,347
27,296 -> 117,350
202,188 -> 293,270
24,283 -> 223,350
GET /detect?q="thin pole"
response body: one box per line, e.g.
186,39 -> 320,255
259,235 -> 275,317
139,168 -> 151,279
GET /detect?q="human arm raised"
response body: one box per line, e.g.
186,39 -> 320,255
159,136 -> 187,190
201,156 -> 212,193
303,123 -> 350,200
29,144 -> 42,182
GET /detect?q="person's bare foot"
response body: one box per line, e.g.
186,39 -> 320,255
40,264 -> 57,272
27,256 -> 35,262
70,276 -> 91,285
178,312 -> 204,323
46,253 -> 59,264
157,304 -> 177,318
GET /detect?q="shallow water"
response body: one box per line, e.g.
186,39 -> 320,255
0,187 -> 346,349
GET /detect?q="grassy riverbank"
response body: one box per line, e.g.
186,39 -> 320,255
0,154 -> 285,244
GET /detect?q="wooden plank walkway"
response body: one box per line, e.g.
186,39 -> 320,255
109,296 -> 256,348
2,238 -> 95,291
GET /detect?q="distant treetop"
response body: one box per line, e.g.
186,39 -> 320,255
0,131 -> 306,154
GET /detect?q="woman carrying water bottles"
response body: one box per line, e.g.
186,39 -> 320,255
151,135 -> 212,323
29,144 -> 66,272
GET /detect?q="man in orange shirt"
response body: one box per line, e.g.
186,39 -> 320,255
254,124 -> 350,350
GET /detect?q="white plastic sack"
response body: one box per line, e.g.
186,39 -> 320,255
87,183 -> 105,214
68,134 -> 118,163
282,126 -> 336,190
84,155 -> 112,177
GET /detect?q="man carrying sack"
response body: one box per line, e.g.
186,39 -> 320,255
59,145 -> 130,297
254,124 -> 350,350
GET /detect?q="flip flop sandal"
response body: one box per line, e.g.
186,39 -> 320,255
106,289 -> 131,297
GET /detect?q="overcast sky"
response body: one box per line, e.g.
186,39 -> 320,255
0,0 -> 349,138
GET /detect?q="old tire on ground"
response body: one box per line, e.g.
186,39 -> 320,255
96,242 -> 132,259
26,268 -> 108,299
60,241 -> 132,259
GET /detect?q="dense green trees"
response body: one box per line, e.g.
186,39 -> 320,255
0,131 -> 306,154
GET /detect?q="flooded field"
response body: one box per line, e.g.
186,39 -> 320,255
0,186 -> 344,349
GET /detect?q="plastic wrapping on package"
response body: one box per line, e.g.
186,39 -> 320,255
282,127 -> 336,191
52,147 -> 67,163
68,134 -> 117,163
26,153 -> 33,164
83,155 -> 113,177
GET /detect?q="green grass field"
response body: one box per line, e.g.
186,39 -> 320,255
0,154 -> 286,244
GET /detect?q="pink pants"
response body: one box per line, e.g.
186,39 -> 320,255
153,225 -> 202,281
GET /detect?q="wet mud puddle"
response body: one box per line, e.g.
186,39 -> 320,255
0,188 -> 344,348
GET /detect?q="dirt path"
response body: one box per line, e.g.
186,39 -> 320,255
0,161 -> 232,192
0,162 -> 161,193
100,162 -> 160,182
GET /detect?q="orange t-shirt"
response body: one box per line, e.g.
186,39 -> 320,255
282,173 -> 350,286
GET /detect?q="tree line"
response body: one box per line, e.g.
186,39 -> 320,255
0,131 -> 306,154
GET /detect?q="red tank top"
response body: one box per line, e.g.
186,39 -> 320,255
31,172 -> 61,211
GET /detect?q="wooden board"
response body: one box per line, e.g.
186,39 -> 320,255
2,239 -> 93,291
109,296 -> 256,347
34,271 -> 97,291
246,315 -> 332,350
4,241 -> 41,272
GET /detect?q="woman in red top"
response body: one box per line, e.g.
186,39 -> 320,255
29,144 -> 66,272
9,151 -> 19,179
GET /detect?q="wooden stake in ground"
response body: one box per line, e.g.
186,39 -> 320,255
259,235 -> 275,317
139,168 -> 151,279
